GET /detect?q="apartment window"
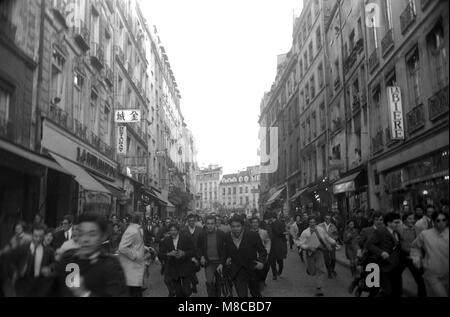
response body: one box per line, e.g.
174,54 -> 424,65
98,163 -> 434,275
406,48 -> 421,106
102,106 -> 111,143
332,144 -> 341,160
299,59 -> 303,78
372,87 -> 382,131
73,72 -> 84,123
90,90 -> 98,134
309,42 -> 314,63
334,59 -> 340,83
306,117 -> 311,141
311,111 -> 316,138
304,52 -> 308,70
319,103 -> 325,131
426,20 -> 448,91
357,18 -> 363,40
0,88 -> 10,123
321,145 -> 326,175
305,83 -> 310,104
245,187 -> 248,193
316,26 -> 322,51
349,29 -> 355,51
384,0 -> 393,30
310,76 -> 315,99
303,24 -> 307,42
318,63 -> 324,88
307,12 -> 312,30
233,187 -> 236,194
228,187 -> 231,195
296,138 -> 300,170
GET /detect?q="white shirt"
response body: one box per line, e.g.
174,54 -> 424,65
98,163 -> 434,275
30,243 -> 44,277
325,223 -> 331,232
65,227 -> 72,240
173,234 -> 179,249
188,226 -> 196,235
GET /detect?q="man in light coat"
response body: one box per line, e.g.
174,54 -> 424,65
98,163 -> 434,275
318,214 -> 339,278
296,215 -> 336,296
118,212 -> 146,297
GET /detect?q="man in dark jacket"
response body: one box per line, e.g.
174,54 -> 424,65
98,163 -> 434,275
159,223 -> 196,297
197,215 -> 226,297
268,212 -> 287,280
366,212 -> 402,297
181,214 -> 203,293
218,215 -> 267,297
53,215 -> 74,249
54,213 -> 128,297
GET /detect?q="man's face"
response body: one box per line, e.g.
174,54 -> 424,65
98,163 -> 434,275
373,216 -> 384,227
251,219 -> 259,230
32,229 -> 45,245
435,214 -> 448,231
388,218 -> 401,231
230,221 -> 243,237
15,224 -> 24,235
187,217 -> 195,227
205,219 -> 215,232
44,232 -> 53,246
62,219 -> 71,232
426,207 -> 435,218
325,216 -> 331,224
76,222 -> 105,256
415,208 -> 424,217
406,214 -> 416,227
111,216 -> 117,223
309,219 -> 316,230
165,219 -> 171,226
356,212 -> 363,219
302,213 -> 308,221
169,227 -> 179,239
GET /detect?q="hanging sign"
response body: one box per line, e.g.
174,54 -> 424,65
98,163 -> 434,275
114,109 -> 141,123
117,125 -> 127,154
387,86 -> 405,140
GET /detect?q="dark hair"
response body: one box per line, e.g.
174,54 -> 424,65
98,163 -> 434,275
112,223 -> 120,229
426,205 -> 435,210
76,213 -> 108,234
372,212 -> 383,220
308,216 -> 317,223
431,211 -> 448,222
187,214 -> 196,220
129,212 -> 143,224
45,227 -> 55,235
414,204 -> 424,211
168,223 -> 179,231
250,217 -> 260,223
346,219 -> 355,225
205,215 -> 216,223
32,224 -> 47,233
356,209 -> 363,214
13,220 -> 27,231
383,212 -> 400,225
402,212 -> 415,222
63,214 -> 74,224
230,215 -> 244,226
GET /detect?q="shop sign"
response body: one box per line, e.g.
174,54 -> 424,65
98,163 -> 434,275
333,181 -> 355,194
387,86 -> 405,140
128,166 -> 146,174
76,147 -> 116,178
117,126 -> 127,155
114,110 -> 141,123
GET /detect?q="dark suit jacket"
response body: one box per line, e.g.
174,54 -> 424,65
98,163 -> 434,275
223,230 -> 267,279
53,230 -> 69,250
54,249 -> 129,297
181,226 -> 203,253
358,226 -> 376,249
269,220 -> 287,260
197,229 -> 226,264
366,226 -> 401,272
158,234 -> 196,278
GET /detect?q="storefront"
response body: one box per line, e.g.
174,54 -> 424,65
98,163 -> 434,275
332,168 -> 369,220
382,148 -> 449,212
264,186 -> 286,213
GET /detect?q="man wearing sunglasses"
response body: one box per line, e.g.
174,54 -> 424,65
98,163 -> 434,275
411,211 -> 449,297
53,215 -> 74,249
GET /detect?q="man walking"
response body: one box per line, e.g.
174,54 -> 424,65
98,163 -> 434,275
268,212 -> 287,280
218,215 -> 267,297
297,216 -> 336,296
318,214 -> 339,279
249,217 -> 271,291
53,215 -> 74,249
181,213 -> 203,294
197,216 -> 226,297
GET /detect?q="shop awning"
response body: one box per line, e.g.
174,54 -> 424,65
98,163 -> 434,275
91,175 -> 126,198
265,187 -> 286,205
49,153 -> 110,193
151,189 -> 169,206
0,139 -> 71,175
290,188 -> 307,201
167,200 -> 175,208
333,172 -> 360,194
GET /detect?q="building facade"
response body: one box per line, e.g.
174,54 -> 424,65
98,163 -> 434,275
194,165 -> 222,213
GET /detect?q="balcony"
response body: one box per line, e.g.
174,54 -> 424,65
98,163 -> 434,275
352,95 -> 360,113
72,20 -> 90,51
48,104 -> 69,130
385,127 -> 399,147
355,38 -> 364,54
0,114 -> 14,141
344,50 -> 357,74
428,85 -> 449,121
90,42 -> 104,69
334,77 -> 340,90
407,104 -> 425,133
400,3 -> 416,34
368,49 -> 379,73
381,29 -> 394,57
104,65 -> 113,86
332,117 -> 343,133
73,119 -> 88,142
372,130 -> 384,154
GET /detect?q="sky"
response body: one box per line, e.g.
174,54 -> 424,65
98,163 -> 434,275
140,0 -> 302,174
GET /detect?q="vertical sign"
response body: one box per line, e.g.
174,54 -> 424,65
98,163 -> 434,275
117,125 -> 127,155
387,86 -> 405,140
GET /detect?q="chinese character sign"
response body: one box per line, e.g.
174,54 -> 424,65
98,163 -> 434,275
114,110 -> 141,123
387,86 -> 405,140
117,126 -> 127,154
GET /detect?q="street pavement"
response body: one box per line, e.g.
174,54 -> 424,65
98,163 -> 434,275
144,246 -> 353,297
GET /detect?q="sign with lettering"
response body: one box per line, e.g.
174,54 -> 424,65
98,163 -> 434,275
114,110 -> 141,123
387,87 -> 405,140
76,147 -> 116,178
128,166 -> 146,174
117,126 -> 127,155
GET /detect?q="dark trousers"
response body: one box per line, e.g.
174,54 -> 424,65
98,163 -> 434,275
270,259 -> 284,276
128,286 -> 142,297
378,269 -> 402,297
323,248 -> 336,275
170,276 -> 192,297
288,236 -> 294,249
261,262 -> 270,283
399,253 -> 427,297
233,269 -> 261,297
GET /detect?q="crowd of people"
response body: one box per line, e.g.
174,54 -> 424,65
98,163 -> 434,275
0,202 -> 448,297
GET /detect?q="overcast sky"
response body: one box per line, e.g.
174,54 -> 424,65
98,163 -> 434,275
140,0 -> 302,174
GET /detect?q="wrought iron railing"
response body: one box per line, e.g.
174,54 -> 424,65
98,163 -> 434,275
407,103 -> 425,133
428,85 -> 449,121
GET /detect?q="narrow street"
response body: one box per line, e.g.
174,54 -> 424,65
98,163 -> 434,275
144,247 -> 352,297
